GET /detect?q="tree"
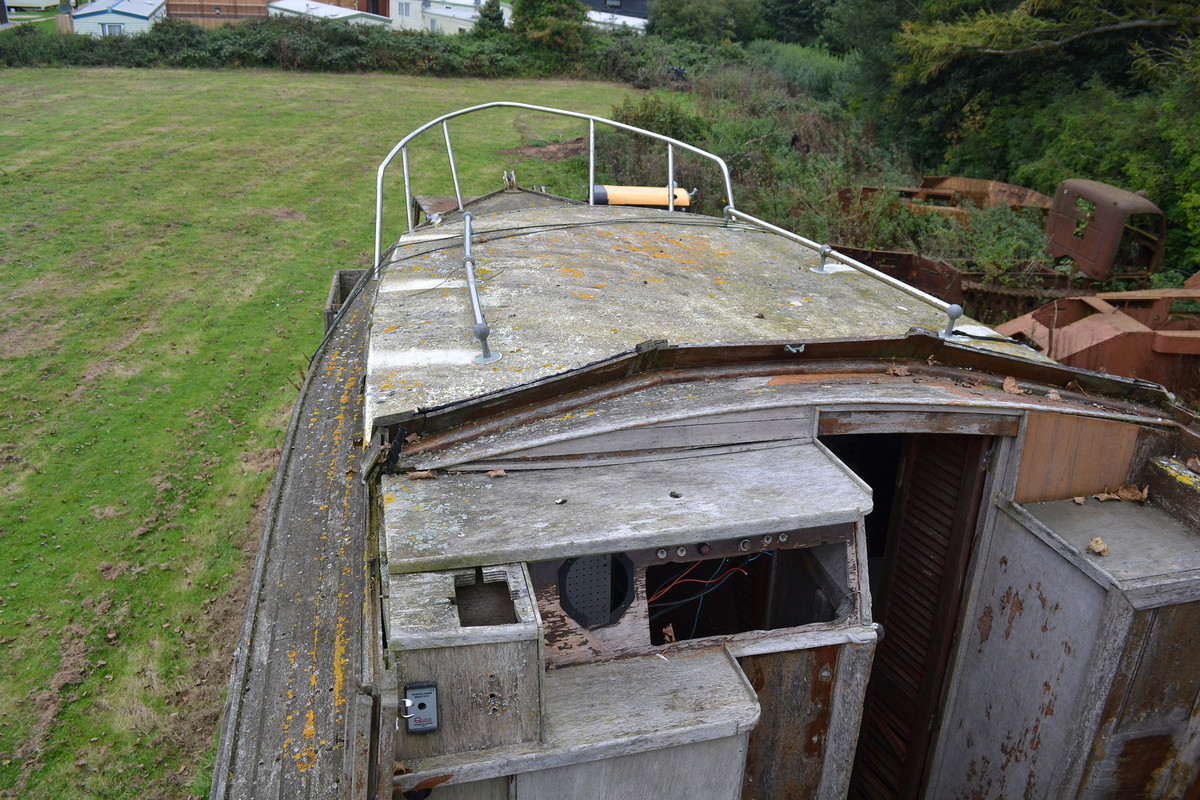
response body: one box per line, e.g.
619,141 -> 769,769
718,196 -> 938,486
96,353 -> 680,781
896,0 -> 1200,81
512,0 -> 587,54
474,0 -> 507,36
760,0 -> 829,45
648,0 -> 734,44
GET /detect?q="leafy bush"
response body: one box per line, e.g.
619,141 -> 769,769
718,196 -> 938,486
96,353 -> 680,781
745,40 -> 853,105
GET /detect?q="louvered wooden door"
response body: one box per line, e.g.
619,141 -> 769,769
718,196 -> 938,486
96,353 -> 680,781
849,434 -> 991,799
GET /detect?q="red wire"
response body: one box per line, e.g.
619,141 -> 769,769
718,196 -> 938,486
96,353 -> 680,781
663,567 -> 748,595
647,561 -> 701,603
648,564 -> 748,603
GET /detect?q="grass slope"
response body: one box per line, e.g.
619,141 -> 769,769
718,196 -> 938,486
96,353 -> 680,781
0,67 -> 630,799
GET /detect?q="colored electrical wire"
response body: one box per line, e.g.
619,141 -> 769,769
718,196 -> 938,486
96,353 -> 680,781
689,558 -> 727,640
647,560 -> 703,603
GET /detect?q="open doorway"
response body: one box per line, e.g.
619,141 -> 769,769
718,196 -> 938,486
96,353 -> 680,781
823,433 -> 991,799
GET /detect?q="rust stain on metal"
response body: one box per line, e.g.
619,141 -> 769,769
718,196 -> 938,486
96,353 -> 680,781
1113,734 -> 1178,796
976,604 -> 993,649
1000,586 -> 1024,640
805,647 -> 837,757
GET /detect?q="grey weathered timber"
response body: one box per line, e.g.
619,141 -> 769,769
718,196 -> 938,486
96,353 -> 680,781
381,441 -> 871,574
393,647 -> 760,794
511,736 -> 749,799
211,275 -> 375,800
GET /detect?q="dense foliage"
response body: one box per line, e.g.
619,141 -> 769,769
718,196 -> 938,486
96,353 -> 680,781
4,0 -> 1198,273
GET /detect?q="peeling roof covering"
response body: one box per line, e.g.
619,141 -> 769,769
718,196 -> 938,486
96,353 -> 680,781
365,197 -> 1035,433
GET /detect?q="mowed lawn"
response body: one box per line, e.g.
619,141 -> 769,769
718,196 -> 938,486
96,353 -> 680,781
0,68 -> 633,799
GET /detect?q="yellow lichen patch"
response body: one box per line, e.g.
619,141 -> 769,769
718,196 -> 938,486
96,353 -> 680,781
557,267 -> 584,278
572,292 -> 595,300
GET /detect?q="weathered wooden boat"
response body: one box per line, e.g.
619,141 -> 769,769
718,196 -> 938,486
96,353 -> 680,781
212,104 -> 1200,800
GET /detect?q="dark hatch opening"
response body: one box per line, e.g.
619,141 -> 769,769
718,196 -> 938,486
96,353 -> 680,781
646,544 -> 849,645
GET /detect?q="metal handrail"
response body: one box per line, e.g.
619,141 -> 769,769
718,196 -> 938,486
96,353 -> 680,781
373,102 -> 737,271
371,104 -> 951,320
722,206 -> 952,313
461,213 -> 500,364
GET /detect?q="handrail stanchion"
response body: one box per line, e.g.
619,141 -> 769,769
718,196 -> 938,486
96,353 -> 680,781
667,144 -> 675,213
462,213 -> 500,364
588,119 -> 595,206
402,147 -> 413,233
374,102 -> 737,257
444,121 -> 463,212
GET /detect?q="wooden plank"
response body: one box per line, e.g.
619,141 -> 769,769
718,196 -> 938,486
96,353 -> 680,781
1145,455 -> 1200,530
514,737 -> 749,799
411,385 -> 816,470
1014,412 -> 1141,503
818,409 -> 1019,437
473,409 -> 814,462
394,640 -> 542,760
392,647 -> 760,793
382,442 -> 871,574
212,278 -> 374,800
1078,603 -> 1200,797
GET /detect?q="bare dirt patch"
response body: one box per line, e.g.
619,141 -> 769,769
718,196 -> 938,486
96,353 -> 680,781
12,624 -> 92,793
255,208 -> 307,222
500,136 -> 588,162
141,490 -> 265,797
239,448 -> 281,475
97,561 -> 131,581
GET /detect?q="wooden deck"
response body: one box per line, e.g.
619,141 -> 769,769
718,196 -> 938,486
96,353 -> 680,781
211,274 -> 375,800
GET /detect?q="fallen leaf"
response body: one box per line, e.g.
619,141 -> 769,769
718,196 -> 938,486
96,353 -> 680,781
662,623 -> 676,644
406,470 -> 436,480
1093,491 -> 1119,502
1046,389 -> 1062,401
487,469 -> 507,478
1188,455 -> 1200,473
1003,376 -> 1024,394
1116,484 -> 1149,502
1087,537 -> 1109,557
886,364 -> 910,377
1073,496 -> 1085,505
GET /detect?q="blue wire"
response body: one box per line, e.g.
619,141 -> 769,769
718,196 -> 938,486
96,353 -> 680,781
689,558 -> 727,639
649,552 -> 775,625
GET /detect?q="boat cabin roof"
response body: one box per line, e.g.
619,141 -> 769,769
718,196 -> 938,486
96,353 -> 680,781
364,194 -> 1036,435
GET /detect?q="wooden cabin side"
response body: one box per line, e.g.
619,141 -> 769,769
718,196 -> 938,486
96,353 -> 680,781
357,345 -> 1200,799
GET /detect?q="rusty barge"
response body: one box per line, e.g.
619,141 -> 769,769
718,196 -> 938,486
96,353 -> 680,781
212,104 -> 1200,800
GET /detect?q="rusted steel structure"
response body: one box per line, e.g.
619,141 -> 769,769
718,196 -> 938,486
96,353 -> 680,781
997,289 -> 1200,401
213,105 -> 1200,800
1045,179 -> 1166,281
840,178 -> 1169,324
843,176 -> 1053,226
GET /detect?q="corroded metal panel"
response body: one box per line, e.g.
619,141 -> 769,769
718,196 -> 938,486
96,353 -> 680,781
927,510 -> 1108,799
739,646 -> 839,799
1078,602 -> 1200,798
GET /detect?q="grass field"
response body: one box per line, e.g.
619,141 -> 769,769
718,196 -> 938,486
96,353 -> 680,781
0,68 -> 633,799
